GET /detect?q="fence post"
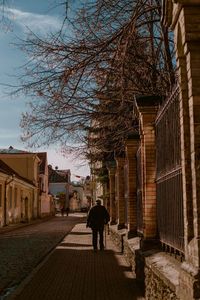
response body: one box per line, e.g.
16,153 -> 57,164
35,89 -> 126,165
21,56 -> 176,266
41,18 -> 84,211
136,96 -> 159,248
125,135 -> 139,238
115,155 -> 126,230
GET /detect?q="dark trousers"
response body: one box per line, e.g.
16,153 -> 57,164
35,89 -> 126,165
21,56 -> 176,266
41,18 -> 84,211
92,226 -> 104,250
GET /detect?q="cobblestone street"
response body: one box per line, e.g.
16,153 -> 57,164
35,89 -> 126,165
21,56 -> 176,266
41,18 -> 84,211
0,214 -> 86,299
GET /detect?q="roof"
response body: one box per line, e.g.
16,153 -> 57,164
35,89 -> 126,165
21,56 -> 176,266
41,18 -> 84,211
0,147 -> 30,154
0,159 -> 35,186
48,166 -> 70,183
0,159 -> 16,175
0,149 -> 45,172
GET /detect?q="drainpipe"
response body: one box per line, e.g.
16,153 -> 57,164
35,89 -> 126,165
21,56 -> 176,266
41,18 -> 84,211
3,174 -> 15,227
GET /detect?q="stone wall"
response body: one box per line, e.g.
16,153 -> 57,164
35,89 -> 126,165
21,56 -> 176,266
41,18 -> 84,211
109,225 -> 126,253
110,228 -> 181,299
145,253 -> 180,300
145,267 -> 178,300
123,237 -> 140,274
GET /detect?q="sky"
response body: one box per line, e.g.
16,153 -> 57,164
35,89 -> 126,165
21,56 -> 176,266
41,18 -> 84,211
0,0 -> 90,180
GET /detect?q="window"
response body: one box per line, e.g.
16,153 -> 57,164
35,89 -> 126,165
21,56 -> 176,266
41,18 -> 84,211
9,186 -> 12,208
14,187 -> 17,208
0,185 -> 2,207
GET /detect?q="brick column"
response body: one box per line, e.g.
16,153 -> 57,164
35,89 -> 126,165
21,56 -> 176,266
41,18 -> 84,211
176,54 -> 193,246
179,8 -> 200,300
163,1 -> 200,299
107,162 -> 117,224
115,156 -> 126,229
125,137 -> 139,238
135,96 -> 159,247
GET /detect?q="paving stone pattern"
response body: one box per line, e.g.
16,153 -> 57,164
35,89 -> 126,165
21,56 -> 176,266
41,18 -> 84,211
0,215 -> 84,298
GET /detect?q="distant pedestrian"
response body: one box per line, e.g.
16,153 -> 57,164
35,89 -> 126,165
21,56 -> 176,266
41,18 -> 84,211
66,207 -> 69,216
60,203 -> 65,216
86,199 -> 110,251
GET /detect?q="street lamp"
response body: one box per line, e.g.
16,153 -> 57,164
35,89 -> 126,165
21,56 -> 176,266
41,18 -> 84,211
3,174 -> 15,227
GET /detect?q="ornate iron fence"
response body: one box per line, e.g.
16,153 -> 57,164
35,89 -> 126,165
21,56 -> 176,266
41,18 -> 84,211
155,86 -> 184,255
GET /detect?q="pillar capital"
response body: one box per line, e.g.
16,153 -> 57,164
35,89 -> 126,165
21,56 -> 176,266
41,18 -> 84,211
162,0 -> 173,28
135,95 -> 161,108
134,96 -> 160,128
162,1 -> 183,30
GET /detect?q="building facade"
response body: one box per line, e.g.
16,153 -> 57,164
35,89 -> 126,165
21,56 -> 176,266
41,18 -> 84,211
0,148 -> 40,221
0,159 -> 38,226
0,147 -> 54,227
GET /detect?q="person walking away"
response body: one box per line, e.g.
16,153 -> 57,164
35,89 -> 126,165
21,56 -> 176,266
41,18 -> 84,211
86,199 -> 110,251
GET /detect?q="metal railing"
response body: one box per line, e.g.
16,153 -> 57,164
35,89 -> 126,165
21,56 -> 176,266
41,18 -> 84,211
155,86 -> 184,255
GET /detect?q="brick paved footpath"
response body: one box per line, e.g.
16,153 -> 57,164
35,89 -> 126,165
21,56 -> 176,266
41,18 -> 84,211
7,222 -> 144,300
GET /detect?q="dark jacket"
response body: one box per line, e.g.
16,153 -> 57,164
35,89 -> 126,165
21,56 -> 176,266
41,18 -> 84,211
87,204 -> 110,229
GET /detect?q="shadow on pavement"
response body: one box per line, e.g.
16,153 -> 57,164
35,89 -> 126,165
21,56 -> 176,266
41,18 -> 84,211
10,248 -> 144,300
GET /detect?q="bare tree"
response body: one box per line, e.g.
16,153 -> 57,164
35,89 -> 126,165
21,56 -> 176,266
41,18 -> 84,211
0,0 -> 13,31
11,0 -> 175,160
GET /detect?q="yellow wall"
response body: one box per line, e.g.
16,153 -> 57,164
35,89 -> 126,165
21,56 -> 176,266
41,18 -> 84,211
0,173 -> 38,227
0,175 -> 6,227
